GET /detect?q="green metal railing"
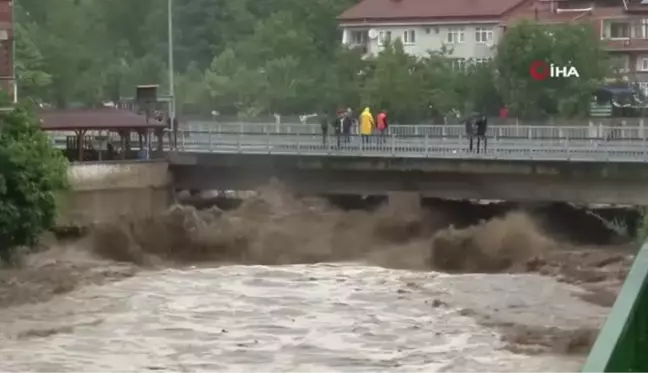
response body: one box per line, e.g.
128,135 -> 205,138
582,242 -> 648,372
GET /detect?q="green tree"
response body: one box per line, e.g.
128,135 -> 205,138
362,40 -> 424,123
415,51 -> 464,120
0,103 -> 68,262
495,21 -> 609,119
455,61 -> 503,117
14,22 -> 52,100
176,62 -> 211,116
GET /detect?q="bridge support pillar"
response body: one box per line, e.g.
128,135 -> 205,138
387,192 -> 422,210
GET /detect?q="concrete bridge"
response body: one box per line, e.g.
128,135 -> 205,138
52,124 -> 648,228
166,124 -> 648,205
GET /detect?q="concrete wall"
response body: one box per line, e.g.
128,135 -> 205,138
56,161 -> 171,227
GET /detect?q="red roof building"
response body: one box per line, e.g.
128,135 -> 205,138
339,0 -> 648,92
505,0 -> 648,94
338,0 -> 533,66
0,0 -> 12,98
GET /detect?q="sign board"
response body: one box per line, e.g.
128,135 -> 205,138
92,135 -> 108,150
590,102 -> 612,117
136,85 -> 158,103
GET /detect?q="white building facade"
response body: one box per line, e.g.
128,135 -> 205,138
340,20 -> 503,66
337,0 -> 536,67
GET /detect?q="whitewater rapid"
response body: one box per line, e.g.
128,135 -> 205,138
0,263 -> 605,372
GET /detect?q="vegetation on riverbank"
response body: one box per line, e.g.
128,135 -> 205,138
18,0 -> 610,120
0,98 -> 68,264
634,207 -> 648,246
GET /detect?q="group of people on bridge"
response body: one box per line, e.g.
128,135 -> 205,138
320,107 -> 388,147
464,114 -> 488,153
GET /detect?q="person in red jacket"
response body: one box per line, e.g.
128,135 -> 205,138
376,110 -> 388,144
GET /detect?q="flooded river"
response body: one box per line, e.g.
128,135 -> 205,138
0,188 -> 632,371
0,262 -> 608,372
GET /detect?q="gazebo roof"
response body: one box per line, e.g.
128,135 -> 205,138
39,108 -> 167,131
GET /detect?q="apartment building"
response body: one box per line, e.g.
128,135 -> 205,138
337,0 -> 532,67
0,0 -> 12,97
506,0 -> 648,95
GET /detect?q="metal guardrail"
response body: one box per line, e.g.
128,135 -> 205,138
46,126 -> 648,162
582,242 -> 648,372
46,124 -> 648,145
169,130 -> 648,162
182,122 -> 648,140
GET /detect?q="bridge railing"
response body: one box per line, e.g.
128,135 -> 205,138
181,122 -> 648,140
46,124 -> 648,145
582,241 -> 648,372
170,129 -> 648,162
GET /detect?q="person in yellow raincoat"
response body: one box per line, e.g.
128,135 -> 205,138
359,107 -> 374,145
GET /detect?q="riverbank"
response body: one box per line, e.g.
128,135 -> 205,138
0,236 -> 139,308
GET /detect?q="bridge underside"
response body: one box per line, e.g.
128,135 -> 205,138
169,153 -> 648,205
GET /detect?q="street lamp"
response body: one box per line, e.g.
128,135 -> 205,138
167,0 -> 176,146
11,0 -> 16,103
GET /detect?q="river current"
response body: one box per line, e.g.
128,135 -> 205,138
0,261 -> 606,372
0,186 -> 628,372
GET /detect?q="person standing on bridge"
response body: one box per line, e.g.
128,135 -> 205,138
464,115 -> 475,152
319,111 -> 330,146
359,107 -> 374,146
333,109 -> 344,147
376,109 -> 388,144
475,115 -> 488,153
342,109 -> 353,145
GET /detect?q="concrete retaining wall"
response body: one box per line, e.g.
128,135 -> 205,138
56,161 -> 171,227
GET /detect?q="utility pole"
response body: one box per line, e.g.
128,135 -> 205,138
167,0 -> 176,148
11,0 -> 16,103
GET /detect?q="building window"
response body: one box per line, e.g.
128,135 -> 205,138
403,30 -> 415,44
475,28 -> 493,43
379,31 -> 392,44
610,55 -> 629,73
451,58 -> 466,71
640,58 -> 648,71
474,58 -> 492,64
641,19 -> 648,39
607,21 -> 630,39
350,30 -> 368,44
639,82 -> 648,97
447,28 -> 465,43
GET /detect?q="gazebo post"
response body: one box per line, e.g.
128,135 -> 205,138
75,129 -> 86,161
119,130 -> 127,160
138,130 -> 144,151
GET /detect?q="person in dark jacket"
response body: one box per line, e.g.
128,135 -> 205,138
333,109 -> 344,147
475,115 -> 488,153
342,110 -> 353,144
320,111 -> 329,146
465,116 -> 475,152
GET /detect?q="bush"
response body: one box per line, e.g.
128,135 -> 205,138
0,103 -> 67,262
635,207 -> 648,247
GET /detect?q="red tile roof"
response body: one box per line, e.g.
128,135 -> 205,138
39,108 -> 167,131
503,7 -> 594,24
339,0 -> 533,22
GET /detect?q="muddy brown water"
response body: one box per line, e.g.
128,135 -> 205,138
0,185 -> 634,372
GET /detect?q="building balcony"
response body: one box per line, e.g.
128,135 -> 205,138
603,38 -> 648,52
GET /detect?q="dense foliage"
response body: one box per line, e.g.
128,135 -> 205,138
15,0 -> 611,120
0,99 -> 68,262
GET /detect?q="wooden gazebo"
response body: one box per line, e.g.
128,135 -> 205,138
39,108 -> 168,162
